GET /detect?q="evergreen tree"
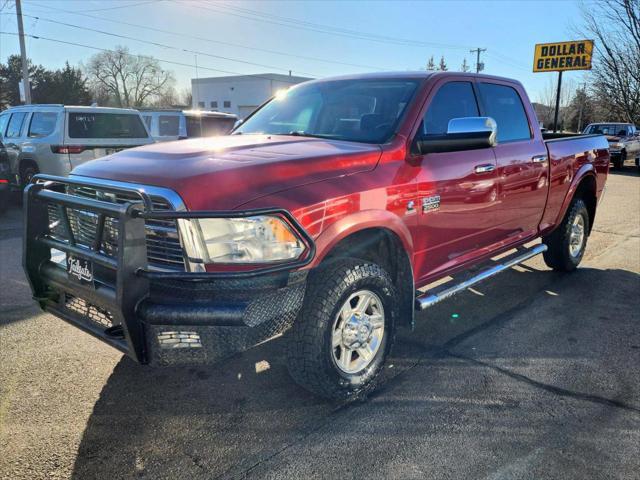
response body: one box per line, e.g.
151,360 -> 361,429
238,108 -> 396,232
426,56 -> 436,71
438,56 -> 448,71
461,58 -> 470,72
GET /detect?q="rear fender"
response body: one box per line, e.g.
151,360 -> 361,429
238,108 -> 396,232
552,164 -> 597,230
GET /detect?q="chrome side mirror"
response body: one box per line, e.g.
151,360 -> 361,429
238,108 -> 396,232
416,117 -> 498,154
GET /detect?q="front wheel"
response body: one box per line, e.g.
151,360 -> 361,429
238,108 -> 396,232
543,198 -> 590,272
286,258 -> 397,400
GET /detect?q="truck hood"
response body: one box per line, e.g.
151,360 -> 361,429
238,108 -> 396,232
71,135 -> 382,210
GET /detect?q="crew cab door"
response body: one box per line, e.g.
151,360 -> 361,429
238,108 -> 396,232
476,81 -> 548,242
411,80 -> 501,282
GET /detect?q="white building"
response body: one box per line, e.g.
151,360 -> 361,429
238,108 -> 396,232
191,73 -> 312,119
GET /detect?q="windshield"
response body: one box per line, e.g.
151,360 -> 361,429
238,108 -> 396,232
235,79 -> 420,144
585,124 -> 629,136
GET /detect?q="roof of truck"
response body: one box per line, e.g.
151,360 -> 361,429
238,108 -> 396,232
299,71 -> 523,87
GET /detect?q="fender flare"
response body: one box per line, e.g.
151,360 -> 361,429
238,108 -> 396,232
552,163 -> 597,228
308,209 -> 414,268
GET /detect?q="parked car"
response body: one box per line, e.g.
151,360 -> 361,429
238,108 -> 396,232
0,140 -> 9,214
0,105 -> 154,188
139,109 -> 237,142
23,72 -> 609,400
582,122 -> 640,169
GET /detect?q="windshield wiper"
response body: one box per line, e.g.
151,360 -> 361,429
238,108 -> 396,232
287,131 -> 335,139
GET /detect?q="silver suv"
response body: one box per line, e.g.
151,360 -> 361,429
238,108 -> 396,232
0,105 -> 154,187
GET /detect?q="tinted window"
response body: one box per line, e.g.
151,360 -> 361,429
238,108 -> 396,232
0,113 -> 10,138
210,101 -> 218,109
223,101 -> 231,108
186,116 -> 235,137
478,83 -> 531,142
142,115 -> 152,129
422,82 -> 479,135
158,115 -> 180,136
236,79 -> 420,144
6,112 -> 27,138
28,112 -> 58,137
68,113 -> 148,139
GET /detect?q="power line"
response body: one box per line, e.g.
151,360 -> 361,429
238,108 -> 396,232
4,12 -> 318,76
71,1 -> 158,13
194,1 -> 532,71
25,1 -> 387,71
0,30 -> 307,83
192,1 -> 473,51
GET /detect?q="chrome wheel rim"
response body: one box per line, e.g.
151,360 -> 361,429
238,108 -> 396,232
331,290 -> 385,374
569,214 -> 585,258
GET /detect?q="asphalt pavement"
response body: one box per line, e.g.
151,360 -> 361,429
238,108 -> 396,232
0,168 -> 639,480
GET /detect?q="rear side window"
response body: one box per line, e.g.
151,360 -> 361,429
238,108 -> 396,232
422,82 -> 479,135
28,112 -> 58,137
6,112 -> 27,138
158,115 -> 180,136
68,112 -> 148,139
478,83 -> 531,142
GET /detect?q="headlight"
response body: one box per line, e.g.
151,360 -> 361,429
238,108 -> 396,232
180,215 -> 305,264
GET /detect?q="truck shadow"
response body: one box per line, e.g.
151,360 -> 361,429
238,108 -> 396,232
70,266 -> 640,479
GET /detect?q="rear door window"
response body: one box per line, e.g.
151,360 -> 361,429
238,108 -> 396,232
478,83 -> 531,142
6,112 -> 27,138
68,112 -> 148,139
422,82 -> 479,135
28,112 -> 58,137
158,115 -> 180,136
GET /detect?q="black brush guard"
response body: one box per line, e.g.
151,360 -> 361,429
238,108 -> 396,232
23,174 -> 315,364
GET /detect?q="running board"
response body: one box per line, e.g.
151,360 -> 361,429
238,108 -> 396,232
415,244 -> 548,310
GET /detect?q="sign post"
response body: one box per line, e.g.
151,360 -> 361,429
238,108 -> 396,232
533,40 -> 593,132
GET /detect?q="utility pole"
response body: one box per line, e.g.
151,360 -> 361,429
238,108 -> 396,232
15,0 -> 32,104
577,82 -> 586,133
552,71 -> 563,133
470,47 -> 486,73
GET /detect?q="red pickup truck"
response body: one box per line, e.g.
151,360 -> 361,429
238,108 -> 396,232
24,72 -> 609,400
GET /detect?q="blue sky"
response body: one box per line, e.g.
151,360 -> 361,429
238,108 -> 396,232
0,0 -> 591,102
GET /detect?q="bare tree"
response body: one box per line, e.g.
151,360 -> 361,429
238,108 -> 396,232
579,0 -> 640,123
84,46 -> 175,108
535,75 -> 576,129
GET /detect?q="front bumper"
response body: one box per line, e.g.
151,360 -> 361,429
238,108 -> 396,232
23,175 -> 313,366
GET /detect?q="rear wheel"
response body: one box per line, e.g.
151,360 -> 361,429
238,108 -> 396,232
543,198 -> 590,272
613,151 -> 626,170
286,258 -> 397,400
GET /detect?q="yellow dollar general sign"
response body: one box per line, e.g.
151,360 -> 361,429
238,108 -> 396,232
533,40 -> 594,72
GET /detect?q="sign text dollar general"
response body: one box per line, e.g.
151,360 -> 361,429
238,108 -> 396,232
533,40 -> 593,72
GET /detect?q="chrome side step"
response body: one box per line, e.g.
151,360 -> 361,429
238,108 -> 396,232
415,244 -> 548,310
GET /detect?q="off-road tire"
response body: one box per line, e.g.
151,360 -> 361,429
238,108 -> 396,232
543,198 -> 590,272
286,258 -> 397,401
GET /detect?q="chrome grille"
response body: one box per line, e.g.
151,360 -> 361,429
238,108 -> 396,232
46,185 -> 185,270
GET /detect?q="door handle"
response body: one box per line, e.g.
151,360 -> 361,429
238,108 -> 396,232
532,155 -> 548,163
474,164 -> 495,174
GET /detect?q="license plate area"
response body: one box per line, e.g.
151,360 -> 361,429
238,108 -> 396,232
67,255 -> 94,287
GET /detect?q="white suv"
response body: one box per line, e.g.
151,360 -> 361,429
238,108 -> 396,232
0,105 -> 154,187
